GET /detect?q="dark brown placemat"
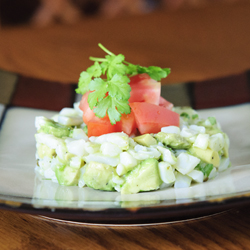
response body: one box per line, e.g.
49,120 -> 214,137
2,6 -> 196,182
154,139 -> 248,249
0,69 -> 249,111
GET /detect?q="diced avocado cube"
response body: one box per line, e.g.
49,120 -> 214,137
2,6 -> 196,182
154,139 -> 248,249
189,146 -> 220,167
204,127 -> 222,136
37,117 -> 71,138
57,153 -> 75,164
83,162 -> 116,191
70,156 -> 84,169
55,165 -> 80,186
134,134 -> 157,147
120,158 -> 162,194
37,143 -> 56,159
155,132 -> 191,149
223,134 -> 230,158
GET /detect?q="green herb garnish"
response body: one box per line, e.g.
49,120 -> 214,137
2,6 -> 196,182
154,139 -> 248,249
75,43 -> 171,124
195,162 -> 214,179
208,117 -> 217,125
180,112 -> 190,119
192,114 -> 199,120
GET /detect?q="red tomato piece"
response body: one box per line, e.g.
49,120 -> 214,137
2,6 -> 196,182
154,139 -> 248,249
130,102 -> 179,134
79,92 -> 137,136
87,116 -> 119,137
116,111 -> 137,136
159,96 -> 174,110
79,92 -> 95,124
129,73 -> 151,84
129,73 -> 161,105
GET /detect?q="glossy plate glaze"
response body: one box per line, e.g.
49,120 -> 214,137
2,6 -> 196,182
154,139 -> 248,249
0,104 -> 250,225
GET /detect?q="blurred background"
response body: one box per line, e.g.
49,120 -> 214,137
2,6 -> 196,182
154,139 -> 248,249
0,0 -> 242,27
0,0 -> 250,110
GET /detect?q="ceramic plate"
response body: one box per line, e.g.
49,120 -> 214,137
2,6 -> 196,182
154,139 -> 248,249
0,104 -> 250,224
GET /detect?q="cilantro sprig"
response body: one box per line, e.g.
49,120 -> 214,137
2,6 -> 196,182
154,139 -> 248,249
75,43 -> 171,124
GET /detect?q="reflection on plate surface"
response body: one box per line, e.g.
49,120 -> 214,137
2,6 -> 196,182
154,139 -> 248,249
0,104 -> 250,224
32,165 -> 244,209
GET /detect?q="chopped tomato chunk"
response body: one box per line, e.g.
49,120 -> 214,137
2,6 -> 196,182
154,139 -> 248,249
79,92 -> 95,124
79,75 -> 177,137
130,102 -> 179,134
129,73 -> 161,105
87,116 -> 119,137
116,111 -> 137,136
159,96 -> 174,110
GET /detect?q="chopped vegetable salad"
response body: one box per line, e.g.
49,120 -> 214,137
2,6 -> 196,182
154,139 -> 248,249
35,44 -> 230,194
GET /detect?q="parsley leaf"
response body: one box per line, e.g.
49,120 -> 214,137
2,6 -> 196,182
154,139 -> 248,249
94,95 -> 130,124
137,66 -> 171,81
76,43 -> 171,124
88,78 -> 107,109
87,61 -> 102,77
75,62 -> 102,95
105,54 -> 127,79
75,71 -> 91,95
107,74 -> 131,100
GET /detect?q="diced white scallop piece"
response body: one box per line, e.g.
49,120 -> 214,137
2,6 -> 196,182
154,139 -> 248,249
66,139 -> 87,157
218,157 -> 230,172
157,146 -> 177,165
57,115 -> 83,126
208,167 -> 218,179
175,152 -> 200,175
78,165 -> 87,188
73,102 -> 83,116
56,144 -> 67,160
84,153 -> 119,167
35,134 -> 64,149
71,128 -> 88,140
84,142 -> 100,154
193,133 -> 209,150
158,162 -> 176,184
70,156 -> 82,169
180,127 -> 198,138
128,146 -> 161,160
209,133 -> 225,152
174,172 -> 192,188
59,108 -> 79,117
120,152 -> 138,168
92,132 -> 129,150
44,168 -> 56,180
161,126 -> 180,134
116,163 -> 126,176
100,142 -> 122,157
187,169 -> 204,183
189,125 -> 206,134
35,116 -> 48,130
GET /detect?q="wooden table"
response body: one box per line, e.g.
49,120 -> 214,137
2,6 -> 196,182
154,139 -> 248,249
1,1 -> 250,249
0,206 -> 250,249
0,1 -> 250,85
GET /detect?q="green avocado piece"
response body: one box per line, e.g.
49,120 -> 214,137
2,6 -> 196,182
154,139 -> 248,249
134,134 -> 157,147
155,132 -> 191,149
38,118 -> 71,138
55,165 -> 80,186
204,127 -> 222,136
37,143 -> 56,159
173,107 -> 199,123
189,146 -> 220,167
223,134 -> 229,158
120,158 -> 162,194
58,152 -> 75,164
83,162 -> 116,191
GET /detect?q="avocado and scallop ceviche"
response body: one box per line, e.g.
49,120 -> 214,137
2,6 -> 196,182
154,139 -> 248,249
34,44 -> 230,194
35,104 -> 230,194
